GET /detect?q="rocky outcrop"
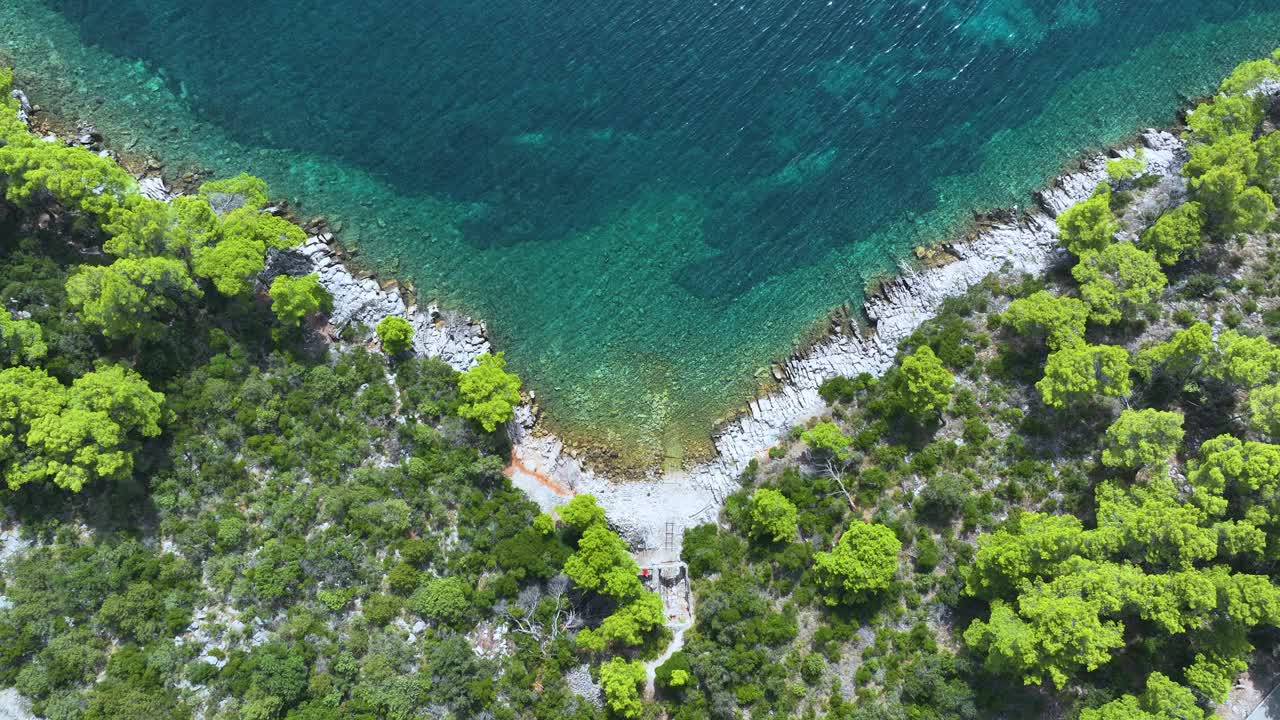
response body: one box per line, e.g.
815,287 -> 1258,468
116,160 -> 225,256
9,89 -> 30,125
293,235 -> 490,370
138,175 -> 173,202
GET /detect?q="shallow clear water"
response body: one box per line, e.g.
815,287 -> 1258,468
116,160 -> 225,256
3,1 -> 1280,464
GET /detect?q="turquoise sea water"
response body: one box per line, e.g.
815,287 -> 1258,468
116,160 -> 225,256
3,2 -> 1280,464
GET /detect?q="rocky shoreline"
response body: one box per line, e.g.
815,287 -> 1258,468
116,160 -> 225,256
7,82 -> 1190,554
502,129 -> 1187,552
265,121 -> 1187,554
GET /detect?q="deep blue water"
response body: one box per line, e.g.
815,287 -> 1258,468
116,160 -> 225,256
6,1 -> 1280,462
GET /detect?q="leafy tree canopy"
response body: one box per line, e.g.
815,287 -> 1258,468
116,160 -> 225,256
813,521 -> 901,606
888,345 -> 954,421
1186,93 -> 1264,146
1080,672 -> 1209,720
748,488 -> 798,543
66,257 -> 201,340
0,311 -> 46,366
1249,384 -> 1280,440
1037,343 -> 1132,408
1000,291 -> 1088,350
1136,322 -> 1213,385
563,524 -> 642,602
1219,56 -> 1280,95
1101,409 -> 1185,470
192,208 -> 305,296
268,274 -> 331,327
376,316 -> 414,355
457,352 -> 522,432
599,658 -> 646,719
1,364 -> 163,491
1139,202 -> 1205,266
1071,243 -> 1167,326
1105,150 -> 1146,183
559,493 -> 607,534
1212,330 -> 1280,388
801,421 -> 852,461
198,172 -> 269,215
1056,184 -> 1118,256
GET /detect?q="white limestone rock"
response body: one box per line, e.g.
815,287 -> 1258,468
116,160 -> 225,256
10,90 -> 30,125
296,235 -> 490,371
138,175 -> 174,202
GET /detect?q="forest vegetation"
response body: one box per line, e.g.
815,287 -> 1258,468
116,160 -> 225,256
4,51 -> 1280,720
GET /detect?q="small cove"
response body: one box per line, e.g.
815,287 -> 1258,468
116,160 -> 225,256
4,1 -> 1280,465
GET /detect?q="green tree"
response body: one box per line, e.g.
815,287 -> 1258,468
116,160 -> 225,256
101,195 -> 182,259
408,577 -> 471,627
963,594 -> 1124,690
1101,409 -> 1185,470
18,408 -> 131,492
888,345 -> 954,421
1187,435 -> 1280,517
1249,384 -> 1280,439
1037,343 -> 1132,408
457,352 -> 522,432
1253,131 -> 1280,195
1183,133 -> 1257,185
1081,672 -> 1209,720
801,421 -> 852,461
268,274 -> 331,326
1219,57 -> 1280,95
1137,322 -> 1213,385
1194,166 -> 1275,237
192,208 -> 304,296
66,257 -> 202,340
599,658 -> 646,719
577,593 -> 665,651
1228,185 -> 1276,237
563,524 -> 642,601
1185,652 -> 1248,704
1,365 -> 163,492
199,173 -> 269,214
0,127 -> 135,217
1139,202 -> 1205,266
1105,150 -> 1146,183
0,311 -> 46,366
748,488 -> 798,543
1211,330 -> 1280,388
559,494 -> 607,534
69,365 -> 166,439
0,366 -> 66,467
813,522 -> 901,606
1000,291 -> 1089,350
1071,243 -> 1167,325
376,316 -> 414,355
1186,94 -> 1264,145
168,195 -> 221,260
1056,185 -> 1119,256
1092,480 -> 1218,569
965,512 -> 1085,598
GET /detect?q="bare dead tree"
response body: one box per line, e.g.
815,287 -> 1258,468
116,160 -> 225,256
504,578 -> 585,656
821,456 -> 857,511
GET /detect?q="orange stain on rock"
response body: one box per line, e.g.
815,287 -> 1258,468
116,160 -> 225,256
505,450 -> 573,497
